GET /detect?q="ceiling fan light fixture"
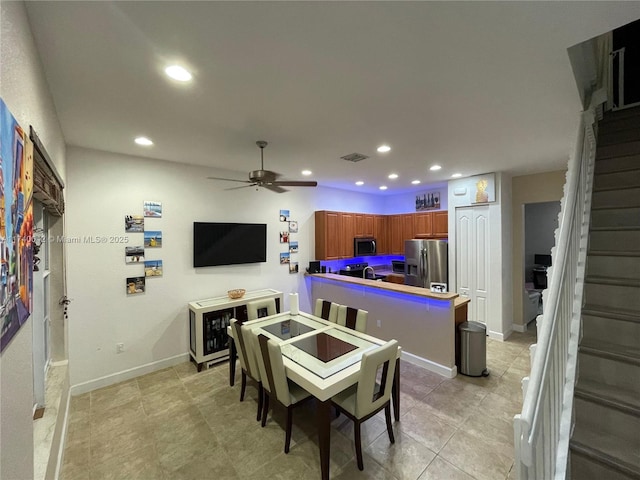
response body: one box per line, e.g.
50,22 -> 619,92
164,65 -> 192,82
134,136 -> 153,146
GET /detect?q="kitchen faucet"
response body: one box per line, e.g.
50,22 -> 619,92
362,266 -> 375,279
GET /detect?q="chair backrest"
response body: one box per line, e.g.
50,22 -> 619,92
355,339 -> 398,419
240,324 -> 260,381
336,305 -> 368,333
247,298 -> 277,320
230,318 -> 250,374
255,333 -> 293,406
314,298 -> 339,323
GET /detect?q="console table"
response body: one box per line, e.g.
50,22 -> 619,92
188,289 -> 283,371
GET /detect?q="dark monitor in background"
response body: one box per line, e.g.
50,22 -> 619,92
534,254 -> 552,267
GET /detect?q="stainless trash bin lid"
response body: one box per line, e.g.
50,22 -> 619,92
459,321 -> 486,332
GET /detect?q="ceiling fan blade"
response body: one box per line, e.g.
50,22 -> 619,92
207,176 -> 251,184
263,184 -> 288,193
271,180 -> 318,187
225,183 -> 257,191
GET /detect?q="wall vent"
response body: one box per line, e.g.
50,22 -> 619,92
340,152 -> 369,163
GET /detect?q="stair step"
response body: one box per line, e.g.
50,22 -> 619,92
599,129 -> 640,147
583,283 -> 640,311
597,140 -> 640,160
587,253 -> 640,280
586,276 -> 640,288
571,400 -> 640,473
578,350 -> 640,396
582,305 -> 640,324
599,114 -> 640,136
575,380 -> 640,417
589,230 -> 640,252
595,153 -> 640,174
570,440 -> 640,480
579,339 -> 640,367
592,186 -> 640,209
593,169 -> 640,190
582,311 -> 640,348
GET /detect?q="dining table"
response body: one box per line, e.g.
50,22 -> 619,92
227,310 -> 401,480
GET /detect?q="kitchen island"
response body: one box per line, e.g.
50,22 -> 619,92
306,273 -> 469,378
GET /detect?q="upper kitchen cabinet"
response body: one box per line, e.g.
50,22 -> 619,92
354,214 -> 375,238
340,212 -> 356,258
414,211 -> 448,238
433,211 -> 449,238
373,215 -> 388,255
389,215 -> 404,254
315,210 -> 342,260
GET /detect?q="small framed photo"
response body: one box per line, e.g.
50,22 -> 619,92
125,215 -> 144,232
125,246 -> 144,263
288,221 -> 298,233
280,252 -> 290,264
144,231 -> 162,247
289,262 -> 299,274
280,231 -> 289,243
144,260 -> 163,277
126,276 -> 145,295
143,201 -> 162,217
289,241 -> 298,254
279,209 -> 290,222
430,282 -> 447,293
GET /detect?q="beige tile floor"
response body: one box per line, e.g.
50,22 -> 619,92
60,329 -> 534,480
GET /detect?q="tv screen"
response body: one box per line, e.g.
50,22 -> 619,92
193,222 -> 267,267
534,254 -> 552,267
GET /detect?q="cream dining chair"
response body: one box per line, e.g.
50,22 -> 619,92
251,332 -> 312,453
313,298 -> 339,323
230,319 -> 264,421
247,298 -> 277,320
331,339 -> 399,471
336,305 -> 368,333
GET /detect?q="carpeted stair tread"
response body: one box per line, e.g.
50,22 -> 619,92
575,379 -> 640,417
570,439 -> 640,479
579,339 -> 640,366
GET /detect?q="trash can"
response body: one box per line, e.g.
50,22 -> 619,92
459,321 -> 489,377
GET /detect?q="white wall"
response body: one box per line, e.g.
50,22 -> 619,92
65,146 -> 383,388
0,2 -> 67,478
447,173 -> 512,340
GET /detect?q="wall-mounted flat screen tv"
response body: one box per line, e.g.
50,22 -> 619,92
193,222 -> 267,267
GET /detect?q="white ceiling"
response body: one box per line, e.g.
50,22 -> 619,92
24,1 -> 640,195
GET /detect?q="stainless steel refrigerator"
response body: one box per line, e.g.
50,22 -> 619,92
404,239 -> 448,290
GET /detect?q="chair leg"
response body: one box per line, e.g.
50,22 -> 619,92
256,382 -> 264,421
385,404 -> 395,444
261,394 -> 270,427
355,420 -> 364,471
284,406 -> 293,454
240,370 -> 247,401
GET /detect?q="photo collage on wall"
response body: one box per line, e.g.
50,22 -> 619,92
279,209 -> 298,274
125,201 -> 163,296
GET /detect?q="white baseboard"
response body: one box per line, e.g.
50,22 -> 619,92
69,353 -> 190,396
512,323 -> 530,333
400,351 -> 457,378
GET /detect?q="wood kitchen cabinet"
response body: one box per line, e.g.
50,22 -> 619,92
389,215 -> 404,254
414,212 -> 433,238
373,215 -> 388,254
355,214 -> 374,238
402,214 -> 415,244
433,211 -> 449,237
315,210 -> 342,260
340,212 -> 356,258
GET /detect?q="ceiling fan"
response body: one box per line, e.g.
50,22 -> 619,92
208,140 -> 318,193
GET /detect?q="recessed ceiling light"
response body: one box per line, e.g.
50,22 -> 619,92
134,136 -> 153,146
379,185 -> 388,190
377,145 -> 391,153
388,173 -> 398,180
301,170 -> 312,176
451,173 -> 462,178
164,65 -> 192,82
355,181 -> 364,186
411,180 -> 421,185
430,165 -> 442,171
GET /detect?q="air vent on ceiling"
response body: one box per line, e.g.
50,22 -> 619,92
340,152 -> 369,163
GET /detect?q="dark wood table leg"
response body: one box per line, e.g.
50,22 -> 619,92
318,398 -> 331,480
229,338 -> 237,386
392,359 -> 400,421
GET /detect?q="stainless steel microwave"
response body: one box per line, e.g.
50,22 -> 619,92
354,237 -> 376,256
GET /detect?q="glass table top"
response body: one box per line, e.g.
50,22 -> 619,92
260,318 -> 317,340
280,328 -> 380,379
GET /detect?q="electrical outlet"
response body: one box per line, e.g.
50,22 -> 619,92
376,319 -> 381,328
116,343 -> 124,353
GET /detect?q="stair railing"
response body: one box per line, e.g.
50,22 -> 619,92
513,92 -> 603,479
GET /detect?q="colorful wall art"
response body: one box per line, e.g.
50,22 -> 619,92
1,99 -> 34,354
144,230 -> 162,247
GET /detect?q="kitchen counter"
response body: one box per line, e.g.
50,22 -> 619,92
307,273 -> 458,300
306,273 -> 465,378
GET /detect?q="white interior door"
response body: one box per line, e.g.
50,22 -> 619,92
456,206 -> 490,324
